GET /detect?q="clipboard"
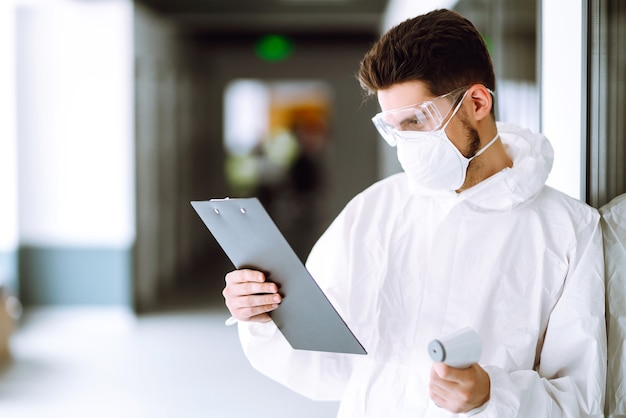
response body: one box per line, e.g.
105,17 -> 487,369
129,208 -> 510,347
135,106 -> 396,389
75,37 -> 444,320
191,197 -> 367,355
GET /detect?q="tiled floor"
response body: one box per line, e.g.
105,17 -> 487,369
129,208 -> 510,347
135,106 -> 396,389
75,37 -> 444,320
0,305 -> 340,418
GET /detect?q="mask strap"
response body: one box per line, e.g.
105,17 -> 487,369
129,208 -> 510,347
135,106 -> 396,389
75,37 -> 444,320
440,90 -> 469,132
471,133 -> 500,160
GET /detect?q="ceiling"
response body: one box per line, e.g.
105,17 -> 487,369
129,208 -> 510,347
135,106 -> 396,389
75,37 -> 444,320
136,0 -> 390,36
134,0 -> 536,49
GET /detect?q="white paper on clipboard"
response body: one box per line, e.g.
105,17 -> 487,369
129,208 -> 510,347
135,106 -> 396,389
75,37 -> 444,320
191,197 -> 367,355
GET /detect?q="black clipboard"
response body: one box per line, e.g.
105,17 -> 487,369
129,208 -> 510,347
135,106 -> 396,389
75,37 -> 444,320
191,197 -> 367,355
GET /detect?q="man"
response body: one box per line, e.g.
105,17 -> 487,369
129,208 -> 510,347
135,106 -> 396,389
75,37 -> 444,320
223,9 -> 606,417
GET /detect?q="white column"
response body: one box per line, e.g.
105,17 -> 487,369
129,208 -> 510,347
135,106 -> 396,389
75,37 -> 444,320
16,0 -> 135,305
0,0 -> 18,290
541,0 -> 583,200
17,0 -> 135,247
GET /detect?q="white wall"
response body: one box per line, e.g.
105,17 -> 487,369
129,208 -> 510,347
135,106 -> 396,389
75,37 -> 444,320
0,1 -> 17,250
15,0 -> 135,305
0,0 -> 18,288
541,0 -> 583,200
17,0 -> 135,248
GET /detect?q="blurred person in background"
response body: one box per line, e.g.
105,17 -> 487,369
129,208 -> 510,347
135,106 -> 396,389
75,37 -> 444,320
222,9 -> 606,417
285,111 -> 329,260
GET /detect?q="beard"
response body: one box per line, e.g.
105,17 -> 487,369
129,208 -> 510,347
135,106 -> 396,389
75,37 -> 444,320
457,108 -> 482,158
466,125 -> 482,157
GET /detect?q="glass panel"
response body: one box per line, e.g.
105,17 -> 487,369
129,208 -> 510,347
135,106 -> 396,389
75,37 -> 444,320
586,0 -> 626,207
453,0 -> 539,132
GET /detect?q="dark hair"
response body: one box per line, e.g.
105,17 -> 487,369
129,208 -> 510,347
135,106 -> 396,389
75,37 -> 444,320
358,9 -> 496,98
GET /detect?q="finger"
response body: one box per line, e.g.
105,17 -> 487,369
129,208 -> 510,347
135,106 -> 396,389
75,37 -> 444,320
225,291 -> 282,321
432,362 -> 470,383
223,269 -> 278,298
430,365 -> 456,396
225,269 -> 266,285
432,362 -> 453,378
230,293 -> 282,310
429,364 -> 489,413
230,302 -> 280,322
430,380 -> 455,412
223,280 -> 279,298
429,375 -> 465,414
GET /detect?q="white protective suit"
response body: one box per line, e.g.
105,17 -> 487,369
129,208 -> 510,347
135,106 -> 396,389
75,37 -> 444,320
238,122 -> 607,417
600,193 -> 626,417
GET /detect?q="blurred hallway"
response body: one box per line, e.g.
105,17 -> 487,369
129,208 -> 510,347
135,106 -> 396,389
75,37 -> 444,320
0,303 -> 340,418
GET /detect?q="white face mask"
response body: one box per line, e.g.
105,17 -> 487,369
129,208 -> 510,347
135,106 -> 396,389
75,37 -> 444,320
396,94 -> 499,191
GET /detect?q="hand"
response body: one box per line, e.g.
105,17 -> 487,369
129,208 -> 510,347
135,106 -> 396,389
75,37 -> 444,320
223,269 -> 282,323
429,362 -> 490,413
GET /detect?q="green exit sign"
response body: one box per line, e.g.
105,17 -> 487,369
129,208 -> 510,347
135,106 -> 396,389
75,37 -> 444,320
255,34 -> 294,62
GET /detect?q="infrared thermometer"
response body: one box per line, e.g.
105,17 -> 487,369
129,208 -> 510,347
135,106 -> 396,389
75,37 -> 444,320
427,327 -> 482,369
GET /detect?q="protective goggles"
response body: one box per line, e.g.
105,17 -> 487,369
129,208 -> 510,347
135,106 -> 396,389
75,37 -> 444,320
371,86 -> 468,147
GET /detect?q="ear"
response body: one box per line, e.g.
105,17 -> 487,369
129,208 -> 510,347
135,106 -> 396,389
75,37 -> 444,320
466,84 -> 493,122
